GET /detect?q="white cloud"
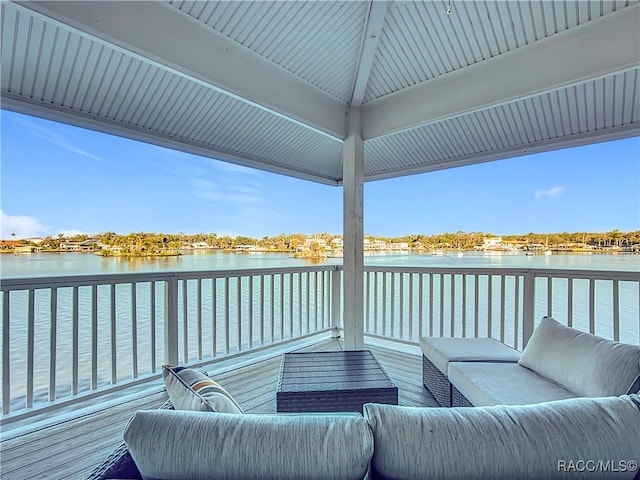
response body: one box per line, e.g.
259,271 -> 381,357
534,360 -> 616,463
0,211 -> 88,239
57,143 -> 105,163
193,179 -> 262,206
12,116 -> 106,162
535,186 -> 565,200
0,211 -> 50,239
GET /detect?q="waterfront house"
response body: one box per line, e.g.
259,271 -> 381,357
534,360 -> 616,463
372,239 -> 389,250
59,242 -> 82,252
1,1 -> 639,477
330,238 -> 344,249
60,240 -> 96,252
482,237 -> 504,250
234,244 -> 259,252
0,240 -> 23,251
295,237 -> 330,257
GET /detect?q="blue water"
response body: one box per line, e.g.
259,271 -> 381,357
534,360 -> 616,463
2,249 -> 638,278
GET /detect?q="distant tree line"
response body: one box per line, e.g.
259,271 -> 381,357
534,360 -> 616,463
13,229 -> 640,252
389,230 -> 640,250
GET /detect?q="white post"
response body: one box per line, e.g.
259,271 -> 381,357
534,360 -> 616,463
331,268 -> 342,338
522,272 -> 535,348
165,275 -> 179,365
342,108 -> 365,350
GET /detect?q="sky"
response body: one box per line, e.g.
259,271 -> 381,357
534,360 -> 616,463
1,109 -> 639,240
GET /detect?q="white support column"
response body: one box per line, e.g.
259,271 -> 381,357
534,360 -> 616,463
342,108 -> 365,350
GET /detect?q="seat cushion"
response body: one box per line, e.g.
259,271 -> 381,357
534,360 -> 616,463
124,409 -> 374,480
363,395 -> 640,480
519,316 -> 640,397
163,365 -> 243,413
448,362 -> 577,406
419,337 -> 520,374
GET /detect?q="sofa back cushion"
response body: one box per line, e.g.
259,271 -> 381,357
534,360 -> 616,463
518,316 -> 640,397
364,395 -> 640,480
124,409 -> 373,480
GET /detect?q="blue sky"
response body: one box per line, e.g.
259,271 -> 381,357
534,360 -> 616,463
1,110 -> 639,239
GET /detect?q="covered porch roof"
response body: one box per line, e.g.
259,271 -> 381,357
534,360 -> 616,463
2,0 -> 639,348
2,0 -> 639,184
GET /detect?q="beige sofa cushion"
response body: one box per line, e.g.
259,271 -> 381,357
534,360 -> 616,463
519,317 -> 640,397
124,409 -> 373,480
448,362 -> 576,406
364,395 -> 640,480
419,337 -> 520,374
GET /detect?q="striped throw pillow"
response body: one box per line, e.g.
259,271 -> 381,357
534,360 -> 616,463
162,365 -> 243,413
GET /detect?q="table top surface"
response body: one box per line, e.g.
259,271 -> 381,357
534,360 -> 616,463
277,350 -> 396,394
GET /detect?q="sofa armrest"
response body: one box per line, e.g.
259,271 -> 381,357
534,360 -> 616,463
85,400 -> 174,480
85,442 -> 141,480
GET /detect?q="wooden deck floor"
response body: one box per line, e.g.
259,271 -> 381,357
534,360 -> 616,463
1,338 -> 436,480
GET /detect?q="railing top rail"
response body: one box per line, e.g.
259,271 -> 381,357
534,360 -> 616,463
0,265 -> 341,291
0,272 -> 171,291
363,265 -> 639,282
528,268 -> 640,281
173,264 -> 340,281
2,264 -> 637,291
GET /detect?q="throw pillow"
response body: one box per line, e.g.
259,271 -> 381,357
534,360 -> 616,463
162,365 -> 243,413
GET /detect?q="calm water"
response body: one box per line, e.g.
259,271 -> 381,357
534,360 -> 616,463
2,249 -> 639,278
1,251 -> 638,411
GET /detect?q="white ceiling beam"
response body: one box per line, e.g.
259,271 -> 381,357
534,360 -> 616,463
362,5 -> 640,140
349,1 -> 389,107
15,0 -> 347,140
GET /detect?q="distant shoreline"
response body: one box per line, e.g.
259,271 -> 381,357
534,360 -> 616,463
4,248 -> 638,257
3,229 -> 639,258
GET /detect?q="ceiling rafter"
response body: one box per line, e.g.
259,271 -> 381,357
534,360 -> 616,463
2,1 -> 639,186
349,1 -> 389,107
362,4 -> 640,140
14,0 -> 348,140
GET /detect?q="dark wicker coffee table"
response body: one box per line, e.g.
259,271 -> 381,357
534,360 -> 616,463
276,350 -> 398,413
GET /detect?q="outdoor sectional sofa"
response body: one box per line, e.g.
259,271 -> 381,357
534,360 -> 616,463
88,354 -> 640,480
421,316 -> 640,407
89,395 -> 640,480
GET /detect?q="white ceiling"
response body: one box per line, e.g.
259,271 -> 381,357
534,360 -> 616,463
2,0 -> 639,185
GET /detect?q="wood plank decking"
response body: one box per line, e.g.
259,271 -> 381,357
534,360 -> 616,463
1,338 -> 437,480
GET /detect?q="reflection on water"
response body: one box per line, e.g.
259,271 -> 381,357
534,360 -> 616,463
100,254 -> 183,273
300,256 -> 328,265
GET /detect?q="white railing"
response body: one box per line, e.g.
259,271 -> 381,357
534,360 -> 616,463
0,266 -> 341,422
1,265 -> 638,422
363,267 -> 640,350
